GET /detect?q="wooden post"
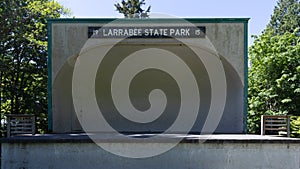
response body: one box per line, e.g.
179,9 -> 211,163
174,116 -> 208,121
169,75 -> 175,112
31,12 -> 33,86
261,115 -> 265,135
7,116 -> 11,137
32,115 -> 36,135
287,115 -> 290,138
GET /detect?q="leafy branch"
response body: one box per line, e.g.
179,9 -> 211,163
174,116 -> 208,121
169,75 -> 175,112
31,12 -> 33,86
114,0 -> 151,18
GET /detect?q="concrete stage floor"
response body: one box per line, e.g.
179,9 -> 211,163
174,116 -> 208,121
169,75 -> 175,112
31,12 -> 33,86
2,133 -> 300,143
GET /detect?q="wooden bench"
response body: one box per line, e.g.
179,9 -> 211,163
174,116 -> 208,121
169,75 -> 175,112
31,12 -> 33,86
261,115 -> 290,137
7,114 -> 35,137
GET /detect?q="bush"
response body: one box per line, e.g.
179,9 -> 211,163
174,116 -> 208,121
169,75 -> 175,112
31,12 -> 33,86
290,116 -> 300,138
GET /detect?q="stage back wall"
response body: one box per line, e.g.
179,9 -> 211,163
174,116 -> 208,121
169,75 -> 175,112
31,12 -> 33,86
48,18 -> 249,134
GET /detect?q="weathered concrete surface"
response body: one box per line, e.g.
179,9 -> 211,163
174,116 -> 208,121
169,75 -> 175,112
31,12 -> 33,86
50,19 -> 248,134
2,134 -> 300,169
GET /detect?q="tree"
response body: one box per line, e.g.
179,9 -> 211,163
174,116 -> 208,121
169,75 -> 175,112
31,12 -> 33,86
114,0 -> 151,18
267,0 -> 300,35
248,29 -> 300,134
0,0 -> 68,135
248,0 -> 300,134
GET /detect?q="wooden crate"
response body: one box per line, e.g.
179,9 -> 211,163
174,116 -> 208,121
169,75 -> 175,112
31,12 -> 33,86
261,115 -> 290,137
7,114 -> 35,137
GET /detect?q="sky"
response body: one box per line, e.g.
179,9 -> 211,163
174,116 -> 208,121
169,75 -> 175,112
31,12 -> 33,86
57,0 -> 278,45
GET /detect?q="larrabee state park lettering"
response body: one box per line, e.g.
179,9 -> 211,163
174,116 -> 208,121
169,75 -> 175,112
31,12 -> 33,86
88,26 -> 206,38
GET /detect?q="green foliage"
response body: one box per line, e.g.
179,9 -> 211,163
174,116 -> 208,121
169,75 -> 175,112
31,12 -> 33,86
114,0 -> 151,18
290,116 -> 300,137
0,0 -> 68,135
248,0 -> 300,134
267,0 -> 300,35
248,30 -> 300,134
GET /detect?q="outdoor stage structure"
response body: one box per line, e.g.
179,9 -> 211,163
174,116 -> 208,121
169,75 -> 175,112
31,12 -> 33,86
3,18 -> 300,169
49,18 -> 248,134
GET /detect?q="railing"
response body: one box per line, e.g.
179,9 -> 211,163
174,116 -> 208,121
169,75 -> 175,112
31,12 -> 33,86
261,115 -> 290,137
7,114 -> 35,137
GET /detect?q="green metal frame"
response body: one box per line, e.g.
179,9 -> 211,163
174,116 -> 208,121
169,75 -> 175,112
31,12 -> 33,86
243,21 -> 249,133
47,18 -> 250,132
47,21 -> 52,132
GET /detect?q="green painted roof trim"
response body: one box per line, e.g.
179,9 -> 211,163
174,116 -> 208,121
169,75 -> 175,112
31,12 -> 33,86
47,18 -> 250,24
